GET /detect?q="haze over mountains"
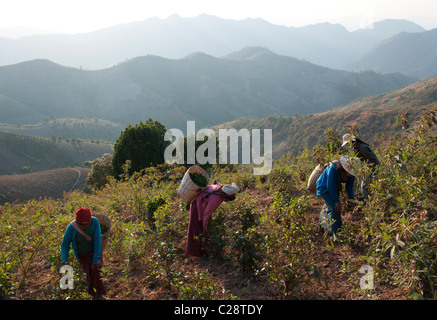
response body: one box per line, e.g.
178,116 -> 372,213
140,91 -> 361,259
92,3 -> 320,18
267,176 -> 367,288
0,47 -> 417,130
0,14 -> 430,74
217,74 -> 437,158
1,14 -> 436,179
348,28 -> 437,79
0,15 -> 434,131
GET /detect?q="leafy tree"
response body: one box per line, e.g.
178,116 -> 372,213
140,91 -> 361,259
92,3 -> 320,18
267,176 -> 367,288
112,119 -> 169,178
86,153 -> 114,189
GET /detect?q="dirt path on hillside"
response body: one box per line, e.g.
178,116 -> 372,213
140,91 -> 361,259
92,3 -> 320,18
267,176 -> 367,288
68,168 -> 89,192
68,168 -> 82,192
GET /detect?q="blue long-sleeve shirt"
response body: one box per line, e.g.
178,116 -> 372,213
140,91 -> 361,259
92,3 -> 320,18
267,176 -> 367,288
316,162 -> 355,203
61,217 -> 102,264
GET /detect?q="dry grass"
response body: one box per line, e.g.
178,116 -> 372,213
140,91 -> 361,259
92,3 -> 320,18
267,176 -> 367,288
0,168 -> 90,204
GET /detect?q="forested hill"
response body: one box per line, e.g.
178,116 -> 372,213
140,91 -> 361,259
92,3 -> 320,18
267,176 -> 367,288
348,28 -> 437,79
0,47 -> 417,130
216,75 -> 437,157
0,131 -> 112,175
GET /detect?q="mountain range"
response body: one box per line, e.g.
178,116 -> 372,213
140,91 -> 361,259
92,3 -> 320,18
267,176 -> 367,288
0,15 -> 430,74
1,72 -> 434,178
0,47 -> 417,131
216,75 -> 437,158
348,28 -> 437,79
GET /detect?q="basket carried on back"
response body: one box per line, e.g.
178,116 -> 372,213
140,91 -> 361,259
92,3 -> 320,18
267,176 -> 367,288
307,160 -> 339,194
92,212 -> 111,250
307,164 -> 326,194
178,166 -> 210,203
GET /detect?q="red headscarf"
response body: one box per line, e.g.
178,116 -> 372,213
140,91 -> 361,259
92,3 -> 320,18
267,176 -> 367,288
75,207 -> 92,225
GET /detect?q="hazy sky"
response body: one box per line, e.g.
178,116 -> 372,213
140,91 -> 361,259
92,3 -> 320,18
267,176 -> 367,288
1,0 -> 436,35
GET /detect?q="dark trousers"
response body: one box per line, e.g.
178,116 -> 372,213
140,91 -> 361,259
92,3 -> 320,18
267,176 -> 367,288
186,205 -> 207,258
78,251 -> 106,297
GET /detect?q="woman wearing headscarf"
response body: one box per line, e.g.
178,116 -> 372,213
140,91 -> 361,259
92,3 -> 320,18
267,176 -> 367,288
61,207 -> 107,300
186,183 -> 238,259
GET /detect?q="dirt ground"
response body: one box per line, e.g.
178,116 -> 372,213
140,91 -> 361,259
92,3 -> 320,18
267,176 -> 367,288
10,188 -> 411,301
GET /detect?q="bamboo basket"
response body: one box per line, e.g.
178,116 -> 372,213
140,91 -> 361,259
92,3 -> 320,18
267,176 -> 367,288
92,212 -> 111,250
177,166 -> 210,203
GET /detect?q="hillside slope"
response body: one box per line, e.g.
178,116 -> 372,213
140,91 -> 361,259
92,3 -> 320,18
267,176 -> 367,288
0,118 -> 123,141
349,28 -> 437,79
1,130 -> 435,300
216,75 -> 437,157
0,168 -> 90,204
0,49 -> 417,129
0,131 -> 112,175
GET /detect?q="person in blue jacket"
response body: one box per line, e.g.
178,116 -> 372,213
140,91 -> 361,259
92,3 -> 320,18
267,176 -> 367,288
61,207 -> 107,300
316,156 -> 361,236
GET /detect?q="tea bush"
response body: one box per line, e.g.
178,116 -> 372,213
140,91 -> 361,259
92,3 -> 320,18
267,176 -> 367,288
178,270 -> 221,300
260,195 -> 315,298
344,109 -> 437,299
0,109 -> 435,300
229,197 -> 263,273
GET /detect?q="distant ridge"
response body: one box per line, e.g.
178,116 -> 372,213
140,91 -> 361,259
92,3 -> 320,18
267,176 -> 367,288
1,75 -> 435,203
349,28 -> 437,79
0,48 -> 418,129
222,46 -> 275,60
0,15 -> 427,70
216,75 -> 437,157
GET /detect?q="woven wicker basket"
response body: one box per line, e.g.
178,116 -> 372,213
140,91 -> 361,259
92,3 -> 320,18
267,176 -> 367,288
92,212 -> 111,250
177,166 -> 210,203
93,212 -> 111,238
